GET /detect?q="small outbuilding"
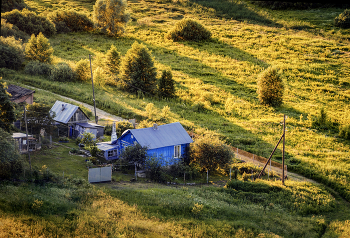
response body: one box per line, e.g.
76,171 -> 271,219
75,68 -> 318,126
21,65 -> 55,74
6,84 -> 35,104
50,100 -> 104,138
12,132 -> 40,153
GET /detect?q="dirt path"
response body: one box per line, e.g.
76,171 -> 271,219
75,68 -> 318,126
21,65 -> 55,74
235,152 -> 318,183
25,85 -> 125,122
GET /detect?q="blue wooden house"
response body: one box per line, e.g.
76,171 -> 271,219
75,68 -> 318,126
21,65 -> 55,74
97,122 -> 193,165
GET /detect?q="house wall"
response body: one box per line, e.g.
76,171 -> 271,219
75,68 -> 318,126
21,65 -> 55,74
147,143 -> 190,166
118,131 -> 190,166
69,109 -> 88,123
13,94 -> 34,104
103,149 -> 119,160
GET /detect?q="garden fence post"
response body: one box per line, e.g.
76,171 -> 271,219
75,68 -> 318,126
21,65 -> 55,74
207,170 -> 208,184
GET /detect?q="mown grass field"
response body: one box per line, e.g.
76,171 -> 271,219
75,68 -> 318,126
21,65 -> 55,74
1,0 -> 350,236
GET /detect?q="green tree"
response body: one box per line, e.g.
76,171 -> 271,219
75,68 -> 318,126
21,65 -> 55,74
120,143 -> 148,166
0,128 -> 23,180
189,132 -> 233,174
21,102 -> 55,135
75,59 -> 90,81
93,0 -> 130,36
105,45 -> 121,75
0,79 -> 16,132
257,66 -> 284,107
81,131 -> 96,147
158,70 -> 175,98
121,42 -> 157,94
25,32 -> 54,64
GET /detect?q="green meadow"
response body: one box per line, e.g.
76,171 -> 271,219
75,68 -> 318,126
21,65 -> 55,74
1,0 -> 350,236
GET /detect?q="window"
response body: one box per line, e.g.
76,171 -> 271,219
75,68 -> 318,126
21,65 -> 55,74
174,145 -> 181,158
108,150 -> 113,157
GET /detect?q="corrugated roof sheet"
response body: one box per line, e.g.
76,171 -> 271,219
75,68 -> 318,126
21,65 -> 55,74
7,85 -> 35,101
50,100 -> 78,124
96,142 -> 116,151
127,122 -> 193,149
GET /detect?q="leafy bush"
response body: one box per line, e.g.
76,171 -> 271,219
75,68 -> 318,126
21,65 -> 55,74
165,19 -> 211,41
105,45 -> 121,75
24,61 -> 52,77
0,128 -> 23,180
0,36 -> 25,70
75,59 -> 90,81
334,9 -> 350,29
50,63 -> 76,82
145,157 -> 169,183
1,0 -> 28,13
189,132 -> 233,174
257,66 -> 284,107
81,132 -> 95,147
93,0 -> 130,36
339,124 -> 350,140
158,70 -> 175,98
121,41 -> 157,94
47,10 -> 93,33
1,18 -> 29,41
2,9 -> 56,37
120,143 -> 147,166
117,121 -> 134,136
25,32 -> 54,64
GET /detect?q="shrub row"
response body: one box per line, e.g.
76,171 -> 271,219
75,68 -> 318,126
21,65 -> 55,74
2,9 -> 56,37
0,36 -> 25,70
0,18 -> 29,41
47,10 -> 93,33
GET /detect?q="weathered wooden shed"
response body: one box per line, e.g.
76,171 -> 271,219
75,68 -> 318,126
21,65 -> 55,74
50,100 -> 104,138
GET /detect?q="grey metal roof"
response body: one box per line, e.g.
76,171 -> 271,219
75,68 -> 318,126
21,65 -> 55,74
12,132 -> 33,139
127,122 -> 193,150
97,142 -> 116,151
7,85 -> 35,101
50,100 -> 79,124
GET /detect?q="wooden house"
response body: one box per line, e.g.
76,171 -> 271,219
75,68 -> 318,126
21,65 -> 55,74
50,100 -> 104,138
6,84 -> 35,104
97,122 -> 193,164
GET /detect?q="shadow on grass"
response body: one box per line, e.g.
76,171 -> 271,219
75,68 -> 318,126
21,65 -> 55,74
187,0 -> 283,27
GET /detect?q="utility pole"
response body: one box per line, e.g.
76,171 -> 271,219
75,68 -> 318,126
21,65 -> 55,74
89,54 -> 98,124
24,104 -> 32,176
282,114 -> 286,185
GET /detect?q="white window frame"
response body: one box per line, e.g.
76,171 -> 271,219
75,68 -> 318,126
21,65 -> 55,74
174,145 -> 181,158
108,150 -> 113,157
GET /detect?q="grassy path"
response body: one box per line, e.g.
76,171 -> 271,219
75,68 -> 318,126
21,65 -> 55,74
24,84 -> 125,122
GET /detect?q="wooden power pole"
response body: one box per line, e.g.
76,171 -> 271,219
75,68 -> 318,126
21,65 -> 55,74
89,54 -> 98,124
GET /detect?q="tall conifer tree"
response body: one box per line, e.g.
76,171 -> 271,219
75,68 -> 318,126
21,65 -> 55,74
121,42 -> 157,94
105,45 -> 121,75
25,32 -> 53,64
158,70 -> 175,98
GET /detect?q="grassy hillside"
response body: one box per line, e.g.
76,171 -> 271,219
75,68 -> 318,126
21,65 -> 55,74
1,1 -> 350,236
5,0 -> 349,199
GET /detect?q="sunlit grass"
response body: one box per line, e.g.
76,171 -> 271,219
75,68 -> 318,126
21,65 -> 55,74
9,0 -> 348,204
